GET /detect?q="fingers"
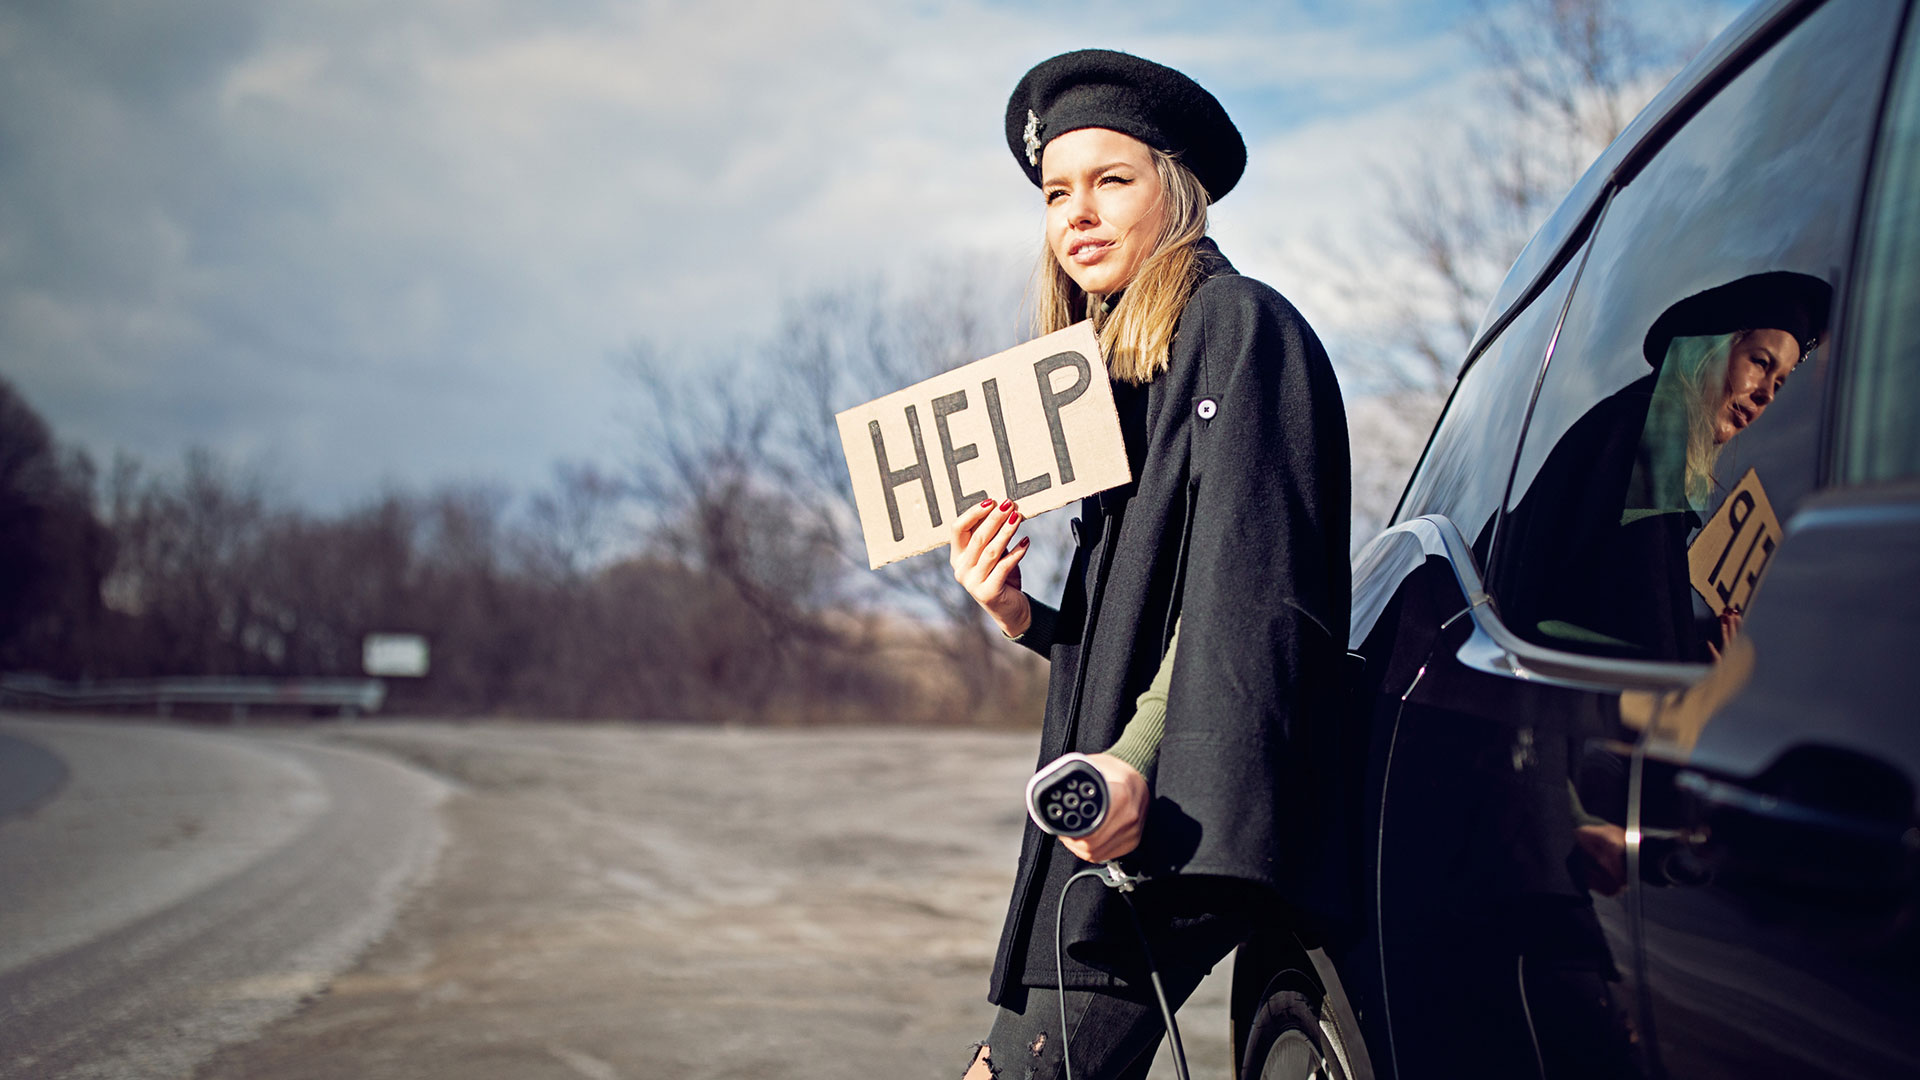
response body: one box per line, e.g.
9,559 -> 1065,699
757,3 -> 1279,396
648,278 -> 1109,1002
952,500 -> 1033,640
1712,604 -> 1745,659
949,498 -> 998,568
1061,817 -> 1143,864
953,499 -> 1008,568
1091,813 -> 1145,861
967,500 -> 1021,566
951,499 -> 1025,589
977,506 -> 1024,568
1574,824 -> 1627,897
983,535 -> 1031,593
1058,755 -> 1147,863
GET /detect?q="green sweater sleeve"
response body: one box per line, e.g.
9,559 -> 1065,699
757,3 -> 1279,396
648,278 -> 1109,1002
1105,618 -> 1179,773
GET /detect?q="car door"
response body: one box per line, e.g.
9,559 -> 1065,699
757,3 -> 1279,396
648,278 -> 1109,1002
1622,4 -> 1920,1076
1483,0 -> 1912,1075
1343,212 -> 1685,1078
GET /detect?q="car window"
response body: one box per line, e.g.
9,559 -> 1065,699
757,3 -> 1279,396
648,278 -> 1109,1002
1842,6 -> 1920,486
1392,243 -> 1585,563
1490,0 -> 1906,664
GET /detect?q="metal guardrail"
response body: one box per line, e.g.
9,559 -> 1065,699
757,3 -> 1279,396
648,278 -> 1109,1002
0,673 -> 387,718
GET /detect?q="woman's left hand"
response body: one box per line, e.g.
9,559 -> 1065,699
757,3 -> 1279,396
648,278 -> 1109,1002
1573,822 -> 1628,897
1059,753 -> 1149,864
1707,603 -> 1745,662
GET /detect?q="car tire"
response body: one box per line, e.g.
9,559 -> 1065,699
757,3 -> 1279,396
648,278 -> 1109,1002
1240,972 -> 1352,1080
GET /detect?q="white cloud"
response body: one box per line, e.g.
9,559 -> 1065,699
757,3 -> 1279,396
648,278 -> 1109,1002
2,0 -> 1708,509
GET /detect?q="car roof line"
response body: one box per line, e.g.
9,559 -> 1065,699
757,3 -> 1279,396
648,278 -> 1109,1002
1461,0 -> 1822,378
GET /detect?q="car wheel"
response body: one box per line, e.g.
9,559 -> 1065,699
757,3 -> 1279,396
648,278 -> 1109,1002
1240,973 -> 1352,1080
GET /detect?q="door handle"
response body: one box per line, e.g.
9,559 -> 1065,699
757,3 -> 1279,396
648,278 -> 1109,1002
1669,753 -> 1918,927
1675,770 -> 1917,848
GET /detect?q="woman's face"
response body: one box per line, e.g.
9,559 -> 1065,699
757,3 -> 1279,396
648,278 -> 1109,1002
1715,327 -> 1801,444
1040,127 -> 1168,296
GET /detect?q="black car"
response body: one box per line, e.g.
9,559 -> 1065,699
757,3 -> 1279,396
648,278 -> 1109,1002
1230,0 -> 1920,1076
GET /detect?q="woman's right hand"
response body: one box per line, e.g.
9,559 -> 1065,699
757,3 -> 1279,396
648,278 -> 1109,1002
951,498 -> 1032,638
1058,753 -> 1149,864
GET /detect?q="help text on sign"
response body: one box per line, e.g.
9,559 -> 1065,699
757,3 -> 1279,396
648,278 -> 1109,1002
1687,467 -> 1782,615
836,321 -> 1130,568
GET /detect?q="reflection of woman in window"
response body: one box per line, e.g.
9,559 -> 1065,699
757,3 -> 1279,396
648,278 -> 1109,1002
1500,272 -> 1830,661
1630,277 -> 1827,516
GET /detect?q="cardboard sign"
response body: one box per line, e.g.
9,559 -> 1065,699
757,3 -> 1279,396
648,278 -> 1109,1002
1687,467 -> 1782,614
836,321 -> 1130,568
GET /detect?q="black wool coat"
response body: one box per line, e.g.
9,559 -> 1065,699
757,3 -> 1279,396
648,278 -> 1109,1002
992,239 -> 1351,1002
1497,374 -> 1714,663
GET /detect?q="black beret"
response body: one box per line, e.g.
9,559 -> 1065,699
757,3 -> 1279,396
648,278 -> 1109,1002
1005,49 -> 1246,203
1642,271 -> 1833,366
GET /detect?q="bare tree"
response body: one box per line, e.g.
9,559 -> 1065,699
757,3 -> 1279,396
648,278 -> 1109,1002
760,264 -> 1062,721
1333,0 -> 1718,541
96,450 -> 278,675
1354,0 -> 1708,391
619,340 -> 864,720
0,378 -> 114,676
518,461 -> 629,585
1471,0 -> 1697,162
255,493 -> 423,678
615,260 -> 1057,725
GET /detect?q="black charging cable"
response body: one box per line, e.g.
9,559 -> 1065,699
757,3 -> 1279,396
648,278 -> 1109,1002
1029,755 -> 1190,1080
1054,865 -> 1191,1080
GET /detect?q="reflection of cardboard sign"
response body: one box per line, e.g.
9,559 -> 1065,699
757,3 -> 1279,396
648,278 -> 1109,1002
1687,467 -> 1782,614
836,321 -> 1130,568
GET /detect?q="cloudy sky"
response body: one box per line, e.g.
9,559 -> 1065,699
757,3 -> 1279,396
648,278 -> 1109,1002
0,0 -> 1734,508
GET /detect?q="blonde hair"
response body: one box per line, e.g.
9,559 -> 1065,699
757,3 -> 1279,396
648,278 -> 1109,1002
1031,147 -> 1211,384
1667,330 -> 1776,507
1674,333 -> 1733,507
1633,329 -> 1809,518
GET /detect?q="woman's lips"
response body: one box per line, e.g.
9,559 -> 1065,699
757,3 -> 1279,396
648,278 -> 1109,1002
1068,238 -> 1113,264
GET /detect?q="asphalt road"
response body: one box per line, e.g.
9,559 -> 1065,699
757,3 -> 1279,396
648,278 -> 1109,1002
0,718 -> 448,1080
0,730 -> 65,818
0,719 -> 1234,1080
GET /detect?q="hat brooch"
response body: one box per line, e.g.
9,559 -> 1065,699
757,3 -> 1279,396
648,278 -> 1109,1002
1024,109 -> 1042,165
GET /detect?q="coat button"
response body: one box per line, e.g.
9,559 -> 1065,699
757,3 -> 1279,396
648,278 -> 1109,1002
1196,398 -> 1218,420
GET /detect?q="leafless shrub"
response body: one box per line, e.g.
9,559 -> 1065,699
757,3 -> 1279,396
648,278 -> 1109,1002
1332,0 -> 1716,543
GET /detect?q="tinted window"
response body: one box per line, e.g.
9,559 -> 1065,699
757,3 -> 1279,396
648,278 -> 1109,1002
1492,0 -> 1904,663
1393,242 -> 1585,561
1842,7 -> 1920,485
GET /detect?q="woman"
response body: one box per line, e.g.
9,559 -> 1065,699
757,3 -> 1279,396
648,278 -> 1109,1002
1635,273 -> 1829,510
950,50 -> 1349,1080
1497,271 -> 1830,662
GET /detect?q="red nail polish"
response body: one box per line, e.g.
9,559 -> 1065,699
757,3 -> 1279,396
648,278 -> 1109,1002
1009,512 -> 1021,525
981,498 -> 996,509
999,499 -> 1013,511
1017,537 -> 1031,548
